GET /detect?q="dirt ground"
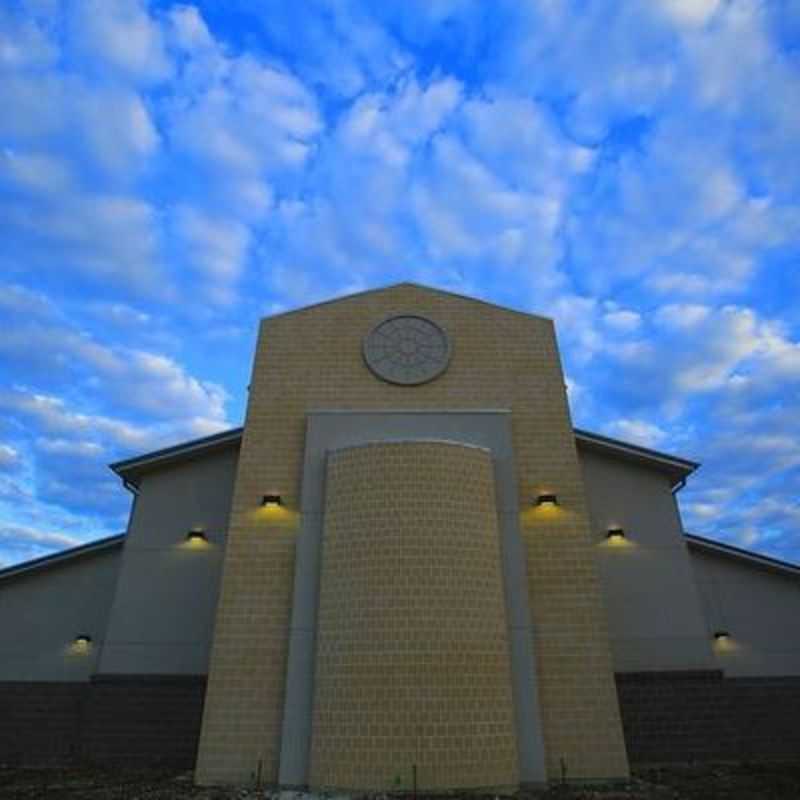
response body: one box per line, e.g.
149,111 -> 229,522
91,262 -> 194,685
0,762 -> 799,800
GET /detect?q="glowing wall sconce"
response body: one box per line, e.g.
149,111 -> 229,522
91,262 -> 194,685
535,493 -> 558,508
713,630 -> 730,641
262,493 -> 283,507
74,634 -> 92,647
607,526 -> 626,540
186,528 -> 207,543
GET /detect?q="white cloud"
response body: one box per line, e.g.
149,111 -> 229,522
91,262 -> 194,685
69,0 -> 171,83
1,188 -> 165,294
0,283 -> 56,318
0,391 -> 152,451
116,350 -> 229,422
35,438 -> 105,458
549,295 -> 602,364
0,73 -> 68,140
460,91 -> 595,189
1,150 -> 74,195
570,128 -> 798,298
168,5 -> 214,51
0,524 -> 82,551
339,76 -> 462,166
606,419 -> 667,448
756,322 -> 800,380
0,388 -> 228,455
87,302 -> 151,328
0,445 -> 20,470
603,309 -> 641,332
657,0 -> 720,28
0,9 -> 58,70
75,89 -> 160,173
168,51 -> 321,176
654,303 -> 711,329
670,306 -> 778,393
173,206 -> 252,301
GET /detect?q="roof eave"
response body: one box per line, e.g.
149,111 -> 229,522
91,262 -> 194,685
574,428 -> 698,488
110,424 -> 698,489
0,533 -> 126,582
110,427 -> 244,488
685,532 -> 800,578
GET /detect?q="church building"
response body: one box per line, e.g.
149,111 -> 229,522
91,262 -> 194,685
1,284 -> 799,789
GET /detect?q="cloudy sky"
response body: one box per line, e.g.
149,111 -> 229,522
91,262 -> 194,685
1,0 -> 799,567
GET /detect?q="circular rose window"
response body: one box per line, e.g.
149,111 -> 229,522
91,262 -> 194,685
363,314 -> 451,385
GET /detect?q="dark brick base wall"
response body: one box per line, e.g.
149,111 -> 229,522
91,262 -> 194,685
3,672 -> 799,769
83,675 -> 207,767
0,682 -> 88,765
0,675 -> 206,768
616,670 -> 800,764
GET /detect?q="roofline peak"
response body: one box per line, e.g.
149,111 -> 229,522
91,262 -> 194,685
259,281 -> 553,325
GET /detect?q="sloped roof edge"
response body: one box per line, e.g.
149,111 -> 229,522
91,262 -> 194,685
110,424 -> 697,488
260,282 -> 553,325
685,532 -> 800,578
0,533 -> 126,582
110,427 -> 244,487
574,428 -> 698,488
5,526 -> 796,587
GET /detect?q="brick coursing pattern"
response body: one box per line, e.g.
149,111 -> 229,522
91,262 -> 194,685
83,675 -> 207,767
0,676 -> 206,768
309,442 -> 518,791
195,284 -> 629,785
2,672 -> 800,770
616,671 -> 800,763
0,682 -> 87,765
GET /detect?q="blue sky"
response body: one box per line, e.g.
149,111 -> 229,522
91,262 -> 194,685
1,0 -> 799,567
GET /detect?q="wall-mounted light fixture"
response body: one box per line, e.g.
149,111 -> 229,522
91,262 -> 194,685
74,634 -> 92,646
186,528 -> 208,543
607,526 -> 626,540
535,493 -> 558,507
713,630 -> 730,641
261,493 -> 283,507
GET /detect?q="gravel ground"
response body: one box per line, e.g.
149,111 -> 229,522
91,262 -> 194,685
0,763 -> 798,800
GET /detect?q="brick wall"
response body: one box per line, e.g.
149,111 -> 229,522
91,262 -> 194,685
196,284 -> 629,784
0,682 -> 87,765
2,671 -> 799,770
0,675 -> 206,768
309,442 -> 518,791
83,675 -> 207,767
616,671 -> 800,764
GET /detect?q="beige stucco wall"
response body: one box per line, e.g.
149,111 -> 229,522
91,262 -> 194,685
579,449 -> 715,672
309,441 -> 518,791
690,548 -> 800,677
0,547 -> 121,681
196,284 -> 628,785
99,446 -> 238,676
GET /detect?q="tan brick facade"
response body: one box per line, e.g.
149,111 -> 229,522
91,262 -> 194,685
310,442 -> 518,791
195,283 -> 629,785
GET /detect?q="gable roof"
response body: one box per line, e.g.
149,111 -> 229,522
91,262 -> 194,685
109,424 -> 697,489
260,282 -> 553,325
0,533 -> 125,583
